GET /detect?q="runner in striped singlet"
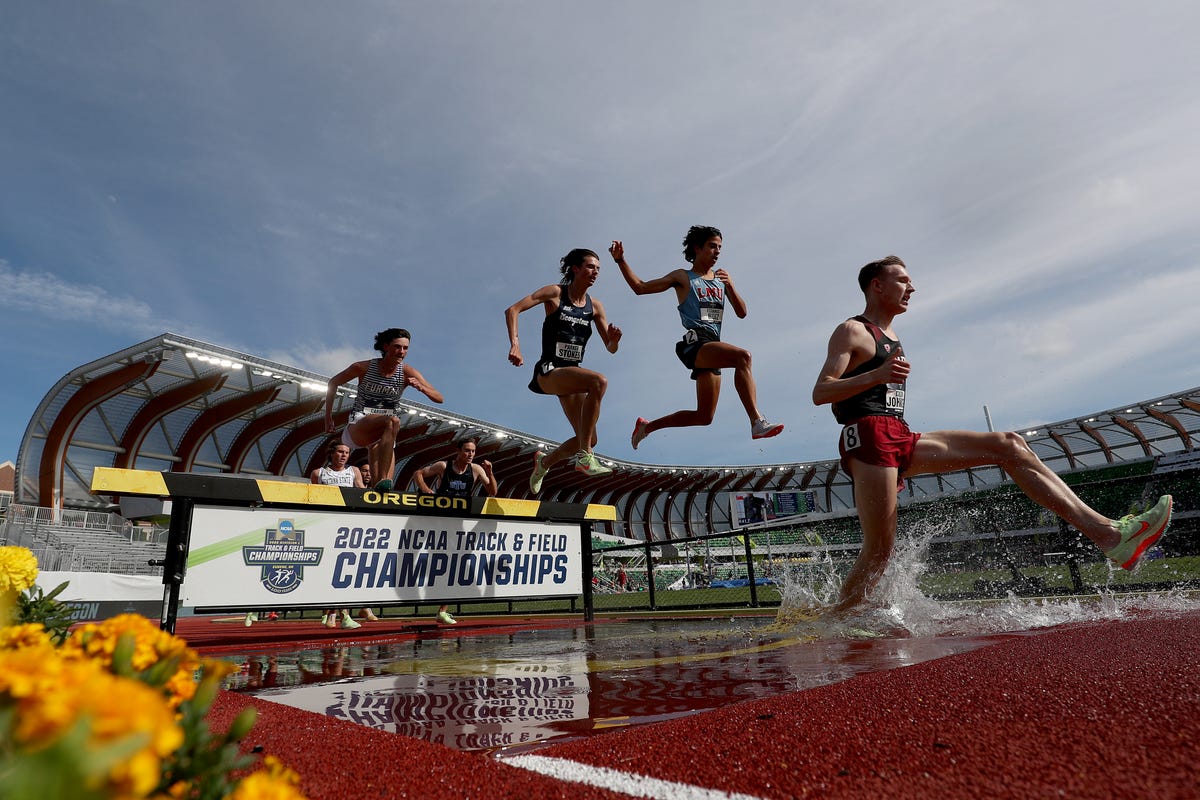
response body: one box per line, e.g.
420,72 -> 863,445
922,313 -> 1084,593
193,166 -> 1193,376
324,327 -> 444,491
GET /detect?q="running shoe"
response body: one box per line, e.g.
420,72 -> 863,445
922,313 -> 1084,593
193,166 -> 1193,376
575,450 -> 612,477
436,611 -> 457,625
324,614 -> 337,629
1106,494 -> 1173,569
631,417 -> 650,450
374,479 -> 394,491
340,615 -> 362,630
319,614 -> 328,626
266,612 -> 279,621
751,418 -> 784,440
359,610 -> 379,622
529,451 -> 549,494
244,612 -> 257,627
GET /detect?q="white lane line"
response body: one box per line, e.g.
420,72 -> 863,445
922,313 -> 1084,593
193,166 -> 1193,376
505,754 -> 768,800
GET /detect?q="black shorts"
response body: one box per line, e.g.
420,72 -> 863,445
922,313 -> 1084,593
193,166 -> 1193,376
675,329 -> 721,381
528,358 -> 582,395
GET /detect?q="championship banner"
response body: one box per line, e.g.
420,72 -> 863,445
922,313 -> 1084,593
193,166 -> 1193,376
182,504 -> 584,608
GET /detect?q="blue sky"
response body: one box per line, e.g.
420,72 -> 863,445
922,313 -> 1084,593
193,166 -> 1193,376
3,2 -> 1199,470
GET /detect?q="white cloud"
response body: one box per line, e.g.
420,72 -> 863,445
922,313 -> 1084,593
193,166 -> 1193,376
267,344 -> 372,380
0,259 -> 164,336
1087,177 -> 1140,209
3,1 -> 1200,466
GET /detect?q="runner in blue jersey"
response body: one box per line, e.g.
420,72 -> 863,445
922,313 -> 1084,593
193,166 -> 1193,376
505,248 -> 623,492
813,255 -> 1173,616
610,226 -> 783,450
324,327 -> 444,491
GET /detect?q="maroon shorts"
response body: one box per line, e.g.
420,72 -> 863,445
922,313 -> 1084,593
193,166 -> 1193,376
838,415 -> 922,491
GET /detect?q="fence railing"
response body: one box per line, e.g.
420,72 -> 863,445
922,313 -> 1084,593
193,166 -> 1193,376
1,503 -> 168,576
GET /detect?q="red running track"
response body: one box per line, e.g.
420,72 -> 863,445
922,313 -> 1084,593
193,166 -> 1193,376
207,611 -> 1200,799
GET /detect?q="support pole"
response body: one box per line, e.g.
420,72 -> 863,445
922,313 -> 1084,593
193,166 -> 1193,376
160,497 -> 193,634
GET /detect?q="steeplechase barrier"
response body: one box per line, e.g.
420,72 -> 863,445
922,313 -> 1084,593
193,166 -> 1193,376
90,468 -> 616,632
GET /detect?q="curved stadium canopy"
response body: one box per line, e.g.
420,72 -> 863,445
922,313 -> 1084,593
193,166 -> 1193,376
15,333 -> 1200,540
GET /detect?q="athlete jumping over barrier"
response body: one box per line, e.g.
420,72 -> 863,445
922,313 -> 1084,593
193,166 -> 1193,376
812,255 -> 1173,616
610,226 -> 783,450
506,248 -> 622,493
324,327 -> 444,491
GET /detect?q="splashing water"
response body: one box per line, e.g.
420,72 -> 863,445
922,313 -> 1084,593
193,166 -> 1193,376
775,515 -> 1199,639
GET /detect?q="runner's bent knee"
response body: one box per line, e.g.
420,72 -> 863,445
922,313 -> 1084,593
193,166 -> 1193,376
996,430 -> 1035,464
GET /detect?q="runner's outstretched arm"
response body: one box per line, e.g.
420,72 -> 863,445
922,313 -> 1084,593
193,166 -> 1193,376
609,240 -> 683,296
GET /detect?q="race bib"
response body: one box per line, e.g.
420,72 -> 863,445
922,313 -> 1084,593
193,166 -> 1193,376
362,406 -> 400,417
555,341 -> 583,361
699,306 -> 723,323
842,423 -> 861,451
884,386 -> 905,413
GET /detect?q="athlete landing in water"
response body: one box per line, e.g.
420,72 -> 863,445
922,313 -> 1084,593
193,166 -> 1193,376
812,255 -> 1172,616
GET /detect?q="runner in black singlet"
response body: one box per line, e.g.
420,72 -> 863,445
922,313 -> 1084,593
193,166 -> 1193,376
813,255 -> 1173,616
414,437 -> 498,624
505,248 -> 622,493
413,437 -> 498,499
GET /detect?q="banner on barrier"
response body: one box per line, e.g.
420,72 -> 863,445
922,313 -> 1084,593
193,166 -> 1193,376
183,505 -> 584,607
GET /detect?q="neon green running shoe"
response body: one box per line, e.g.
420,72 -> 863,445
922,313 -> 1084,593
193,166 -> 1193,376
529,451 -> 549,494
1106,494 -> 1173,569
574,451 -> 612,477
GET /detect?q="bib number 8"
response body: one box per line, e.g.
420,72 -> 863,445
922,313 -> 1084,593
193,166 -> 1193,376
842,423 -> 860,451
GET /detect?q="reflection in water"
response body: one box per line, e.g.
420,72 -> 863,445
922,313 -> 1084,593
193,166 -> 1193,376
219,619 -> 1001,755
218,515 -> 1200,757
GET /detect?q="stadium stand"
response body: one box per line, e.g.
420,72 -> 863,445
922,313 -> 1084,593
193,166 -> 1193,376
5,334 -> 1198,611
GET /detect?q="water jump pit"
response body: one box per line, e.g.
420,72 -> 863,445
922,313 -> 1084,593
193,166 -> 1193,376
207,590 -> 1197,758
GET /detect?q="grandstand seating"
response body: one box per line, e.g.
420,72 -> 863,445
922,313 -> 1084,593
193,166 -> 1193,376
1,504 -> 167,576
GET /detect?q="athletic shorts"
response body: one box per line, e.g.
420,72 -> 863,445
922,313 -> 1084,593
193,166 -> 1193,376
675,329 -> 721,380
528,358 -> 568,395
341,408 -> 400,447
838,415 -> 921,492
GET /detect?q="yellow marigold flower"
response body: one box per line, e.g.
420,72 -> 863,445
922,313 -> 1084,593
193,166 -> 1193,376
0,648 -> 183,798
62,613 -> 205,708
0,545 -> 39,594
0,622 -> 55,651
225,756 -> 309,800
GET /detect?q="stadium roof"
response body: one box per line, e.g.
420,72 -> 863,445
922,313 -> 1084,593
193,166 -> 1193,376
15,333 -> 1200,539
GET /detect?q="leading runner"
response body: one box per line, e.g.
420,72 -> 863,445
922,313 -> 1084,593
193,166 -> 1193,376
813,255 -> 1173,616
